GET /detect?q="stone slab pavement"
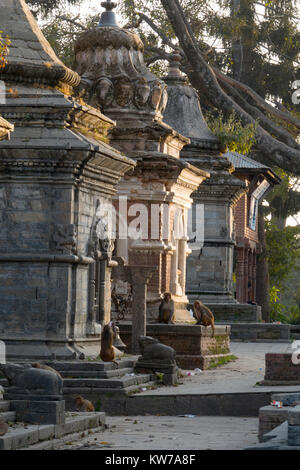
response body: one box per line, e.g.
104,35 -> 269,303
140,342 -> 300,395
56,415 -> 259,450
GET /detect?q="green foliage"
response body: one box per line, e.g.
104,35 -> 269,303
155,372 -> 164,384
270,286 -> 300,323
265,221 -> 300,289
266,169 -> 300,225
0,31 -> 10,69
206,110 -> 258,154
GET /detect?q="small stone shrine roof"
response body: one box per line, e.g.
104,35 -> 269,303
0,0 -> 80,87
163,51 -> 219,150
224,151 -> 281,184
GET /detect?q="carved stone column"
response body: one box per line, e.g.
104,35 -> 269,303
112,265 -> 157,354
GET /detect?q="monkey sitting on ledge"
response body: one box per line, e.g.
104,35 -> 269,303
158,293 -> 175,324
74,395 -> 95,412
100,323 -> 118,366
193,300 -> 215,337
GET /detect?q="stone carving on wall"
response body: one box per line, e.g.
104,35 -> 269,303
134,77 -> 151,109
96,77 -> 114,108
52,224 -> 77,254
115,76 -> 134,107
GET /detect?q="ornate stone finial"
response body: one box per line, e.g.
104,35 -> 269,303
75,3 -> 168,122
167,49 -> 184,80
98,0 -> 119,28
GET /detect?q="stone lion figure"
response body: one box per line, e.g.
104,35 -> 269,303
138,336 -> 176,364
0,363 -> 63,397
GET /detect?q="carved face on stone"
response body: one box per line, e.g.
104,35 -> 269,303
159,87 -> 168,114
76,78 -> 92,100
134,77 -> 151,109
115,76 -> 134,107
96,77 -> 114,109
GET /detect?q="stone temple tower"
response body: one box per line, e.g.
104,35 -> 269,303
74,1 -> 209,321
0,0 -> 135,360
163,52 -> 247,306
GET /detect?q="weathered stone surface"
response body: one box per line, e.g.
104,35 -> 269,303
221,322 -> 290,341
288,425 -> 300,446
205,303 -> 262,322
11,400 -> 65,425
0,363 -> 63,400
0,0 -> 135,360
120,323 -> 231,370
258,405 -> 289,442
135,336 -> 178,385
264,353 -> 300,383
75,3 -> 209,324
288,405 -> 300,426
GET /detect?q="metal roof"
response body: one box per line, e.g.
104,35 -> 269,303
224,151 -> 270,170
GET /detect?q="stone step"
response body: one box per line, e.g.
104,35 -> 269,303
291,333 -> 300,340
0,412 -> 105,450
49,359 -> 135,372
63,374 -> 151,389
0,411 -> 16,423
60,367 -> 135,379
0,401 -> 10,413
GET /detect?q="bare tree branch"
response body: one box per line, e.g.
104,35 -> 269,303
160,0 -> 300,174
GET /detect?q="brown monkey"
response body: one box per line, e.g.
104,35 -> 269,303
100,323 -> 118,365
193,300 -> 215,337
32,363 -> 62,378
158,293 -> 175,324
0,419 -> 8,436
74,395 -> 95,412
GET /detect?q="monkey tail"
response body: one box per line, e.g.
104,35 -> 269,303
211,320 -> 215,337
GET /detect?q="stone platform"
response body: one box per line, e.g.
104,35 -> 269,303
204,303 -> 262,322
247,392 -> 300,449
119,323 -> 232,370
218,322 -> 291,342
260,353 -> 300,385
0,359 -> 156,416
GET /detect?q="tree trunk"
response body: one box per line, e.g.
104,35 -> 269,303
256,206 -> 270,322
160,0 -> 300,174
231,0 -> 243,81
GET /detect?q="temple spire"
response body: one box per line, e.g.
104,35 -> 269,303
98,0 -> 120,28
167,49 -> 185,81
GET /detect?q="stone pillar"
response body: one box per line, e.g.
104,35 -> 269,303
112,265 -> 157,354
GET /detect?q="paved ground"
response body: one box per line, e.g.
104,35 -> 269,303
58,416 -> 259,450
57,342 -> 297,451
141,341 -> 300,395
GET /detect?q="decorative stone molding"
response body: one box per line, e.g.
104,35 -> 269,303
1,0 -> 80,87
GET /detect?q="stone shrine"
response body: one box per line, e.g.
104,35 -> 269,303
74,1 -> 209,322
163,52 -> 246,306
0,0 -> 135,360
